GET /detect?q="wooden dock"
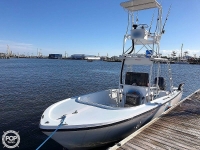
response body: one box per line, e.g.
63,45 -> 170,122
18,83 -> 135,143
110,89 -> 200,150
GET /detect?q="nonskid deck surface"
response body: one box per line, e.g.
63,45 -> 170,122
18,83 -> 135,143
111,89 -> 200,150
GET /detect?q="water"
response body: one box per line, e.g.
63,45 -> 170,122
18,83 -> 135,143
0,58 -> 199,150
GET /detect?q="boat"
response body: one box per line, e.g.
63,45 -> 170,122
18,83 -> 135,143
175,59 -> 188,64
85,56 -> 101,61
39,0 -> 184,149
175,44 -> 189,64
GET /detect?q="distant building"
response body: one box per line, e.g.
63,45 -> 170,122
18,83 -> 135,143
49,54 -> 62,59
0,53 -> 6,58
106,56 -> 121,62
71,54 -> 85,60
0,53 -> 6,56
100,56 -> 108,61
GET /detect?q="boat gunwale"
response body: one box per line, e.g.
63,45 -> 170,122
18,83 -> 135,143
40,90 -> 182,132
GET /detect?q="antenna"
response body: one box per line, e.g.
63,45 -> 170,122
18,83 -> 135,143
162,4 -> 172,34
159,0 -> 163,6
125,12 -> 130,35
154,9 -> 159,33
149,9 -> 155,33
136,11 -> 139,24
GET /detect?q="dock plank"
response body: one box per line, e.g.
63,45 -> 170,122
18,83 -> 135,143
128,138 -> 155,150
110,89 -> 200,150
130,135 -> 174,150
138,132 -> 189,150
124,142 -> 145,150
148,126 -> 200,146
129,137 -> 166,150
153,120 -> 200,137
150,123 -> 200,140
141,128 -> 197,150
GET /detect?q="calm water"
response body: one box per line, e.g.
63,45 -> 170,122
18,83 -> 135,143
0,58 -> 199,150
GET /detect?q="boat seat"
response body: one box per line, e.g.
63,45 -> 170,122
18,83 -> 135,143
154,77 -> 166,90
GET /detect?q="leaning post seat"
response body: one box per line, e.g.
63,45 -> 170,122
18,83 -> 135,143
154,77 -> 166,90
124,72 -> 149,107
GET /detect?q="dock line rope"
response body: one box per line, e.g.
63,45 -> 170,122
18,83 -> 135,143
36,115 -> 66,150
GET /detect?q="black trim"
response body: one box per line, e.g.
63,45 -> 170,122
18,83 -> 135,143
120,59 -> 125,84
128,40 -> 134,54
40,91 -> 182,132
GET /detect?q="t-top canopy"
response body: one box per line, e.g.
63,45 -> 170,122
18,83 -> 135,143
120,0 -> 161,12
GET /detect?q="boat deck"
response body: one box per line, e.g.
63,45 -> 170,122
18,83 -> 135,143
110,89 -> 200,150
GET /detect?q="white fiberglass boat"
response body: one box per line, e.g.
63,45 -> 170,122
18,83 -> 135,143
39,0 -> 184,149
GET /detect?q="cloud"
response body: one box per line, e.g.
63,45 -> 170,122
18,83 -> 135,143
0,40 -> 36,55
161,49 -> 200,57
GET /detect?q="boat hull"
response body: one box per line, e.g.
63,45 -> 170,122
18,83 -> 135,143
169,91 -> 183,107
40,90 -> 183,150
42,106 -> 159,150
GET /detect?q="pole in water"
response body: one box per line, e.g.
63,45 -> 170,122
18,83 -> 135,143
36,115 -> 66,150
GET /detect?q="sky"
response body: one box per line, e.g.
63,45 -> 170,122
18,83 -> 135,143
0,0 -> 200,57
